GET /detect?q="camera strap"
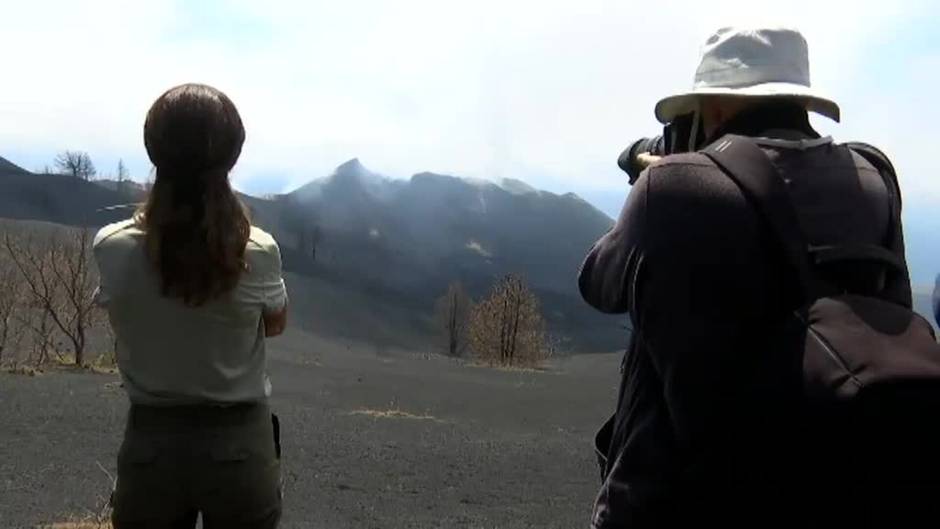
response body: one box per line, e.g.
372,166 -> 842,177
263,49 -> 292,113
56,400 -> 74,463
688,102 -> 702,151
701,134 -> 820,304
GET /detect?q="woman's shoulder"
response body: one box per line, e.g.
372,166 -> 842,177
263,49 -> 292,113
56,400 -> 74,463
245,227 -> 283,275
93,218 -> 142,249
246,226 -> 280,254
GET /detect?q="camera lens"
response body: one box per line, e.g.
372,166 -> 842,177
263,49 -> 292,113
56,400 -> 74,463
618,136 -> 664,184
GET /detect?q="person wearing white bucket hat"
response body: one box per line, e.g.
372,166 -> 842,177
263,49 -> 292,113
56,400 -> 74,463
579,26 -> 933,528
656,27 -> 840,125
618,27 -> 842,182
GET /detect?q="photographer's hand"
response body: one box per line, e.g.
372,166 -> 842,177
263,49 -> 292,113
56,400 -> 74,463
636,152 -> 663,168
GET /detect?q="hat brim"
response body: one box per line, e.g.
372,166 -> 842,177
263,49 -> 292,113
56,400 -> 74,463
654,82 -> 841,124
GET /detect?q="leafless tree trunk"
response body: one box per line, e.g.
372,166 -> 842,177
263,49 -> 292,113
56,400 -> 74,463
0,258 -> 26,366
54,150 -> 97,180
3,229 -> 100,366
544,332 -> 566,359
280,198 -> 322,263
435,282 -> 471,357
116,158 -> 129,182
116,158 -> 130,194
101,315 -> 118,367
18,308 -> 54,366
469,274 -> 548,367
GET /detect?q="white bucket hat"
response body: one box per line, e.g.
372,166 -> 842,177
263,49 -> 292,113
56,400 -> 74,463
654,27 -> 841,124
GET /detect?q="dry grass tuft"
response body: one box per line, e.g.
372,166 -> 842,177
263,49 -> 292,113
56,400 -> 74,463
39,521 -> 112,529
464,361 -> 553,374
2,351 -> 117,377
2,364 -> 43,376
85,364 -> 118,376
348,408 -> 444,422
39,522 -> 112,529
51,352 -> 117,374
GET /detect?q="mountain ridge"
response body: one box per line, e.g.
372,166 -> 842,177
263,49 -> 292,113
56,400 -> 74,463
286,158 -> 607,217
0,155 -> 29,175
0,153 -> 623,352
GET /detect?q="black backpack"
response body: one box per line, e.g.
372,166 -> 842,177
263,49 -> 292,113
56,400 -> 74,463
595,135 -> 940,509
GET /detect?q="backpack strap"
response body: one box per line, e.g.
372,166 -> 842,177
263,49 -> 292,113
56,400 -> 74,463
701,135 -> 822,304
844,142 -> 901,210
844,142 -> 904,255
809,244 -> 905,274
843,143 -> 913,309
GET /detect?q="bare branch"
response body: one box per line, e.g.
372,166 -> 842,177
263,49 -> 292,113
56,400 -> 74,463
2,229 -> 99,366
54,150 -> 97,181
468,274 -> 549,367
0,252 -> 27,365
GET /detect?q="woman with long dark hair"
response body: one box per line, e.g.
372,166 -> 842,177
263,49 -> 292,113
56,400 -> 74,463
94,83 -> 286,528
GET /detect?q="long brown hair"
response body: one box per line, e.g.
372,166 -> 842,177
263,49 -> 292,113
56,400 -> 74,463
137,83 -> 250,306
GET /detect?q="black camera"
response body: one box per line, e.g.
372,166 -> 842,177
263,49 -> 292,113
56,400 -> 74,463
617,112 -> 704,184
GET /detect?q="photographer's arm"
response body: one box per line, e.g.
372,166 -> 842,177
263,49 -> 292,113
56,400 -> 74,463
636,163 -> 771,464
578,171 -> 650,314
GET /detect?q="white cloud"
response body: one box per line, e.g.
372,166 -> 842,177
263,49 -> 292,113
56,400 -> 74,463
0,0 -> 936,206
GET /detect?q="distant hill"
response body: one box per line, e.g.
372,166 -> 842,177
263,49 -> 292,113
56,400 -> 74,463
0,155 -> 30,175
94,178 -> 148,200
0,162 -> 137,226
0,155 -> 624,353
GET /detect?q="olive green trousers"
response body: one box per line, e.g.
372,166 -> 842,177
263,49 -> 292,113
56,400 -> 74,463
111,403 -> 282,528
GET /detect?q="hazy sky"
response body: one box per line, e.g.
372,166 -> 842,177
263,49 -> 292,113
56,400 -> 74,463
2,0 -> 939,282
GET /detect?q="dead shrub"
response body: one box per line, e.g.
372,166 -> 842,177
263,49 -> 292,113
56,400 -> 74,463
468,274 -> 549,368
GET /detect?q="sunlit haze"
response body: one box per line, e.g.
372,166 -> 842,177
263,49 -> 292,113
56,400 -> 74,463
2,0 -> 938,281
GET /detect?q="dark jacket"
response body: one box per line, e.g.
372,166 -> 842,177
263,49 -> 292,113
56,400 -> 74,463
579,104 -> 912,528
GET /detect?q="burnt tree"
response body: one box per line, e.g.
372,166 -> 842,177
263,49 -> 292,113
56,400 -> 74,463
469,274 -> 548,367
434,281 -> 471,357
3,229 -> 101,366
54,151 -> 97,181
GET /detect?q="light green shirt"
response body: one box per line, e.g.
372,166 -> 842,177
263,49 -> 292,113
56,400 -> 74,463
93,219 -> 287,406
